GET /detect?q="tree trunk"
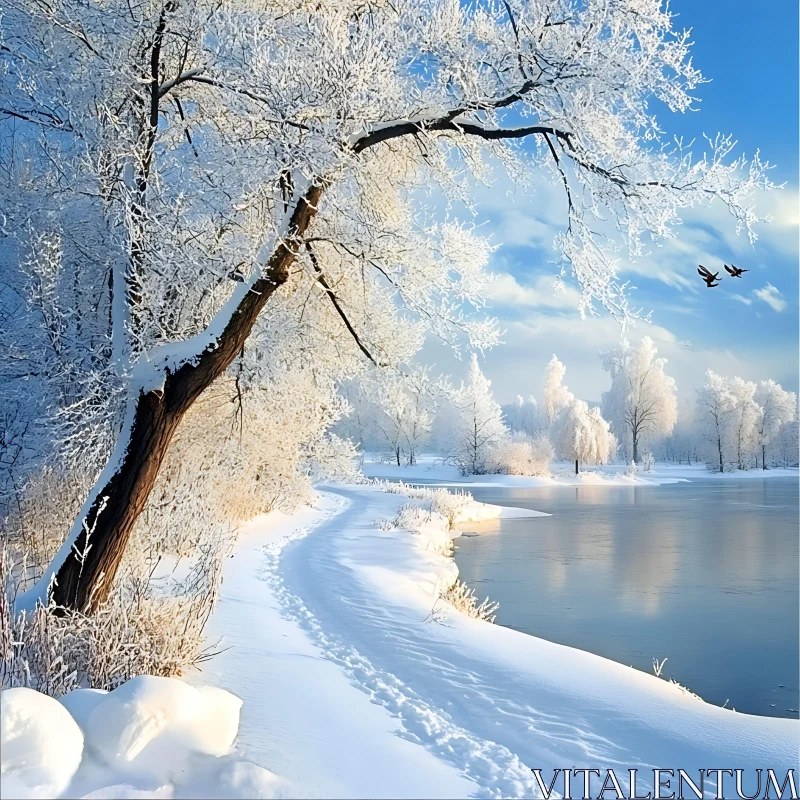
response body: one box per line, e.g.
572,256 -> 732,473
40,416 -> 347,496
575,459 -> 579,475
632,434 -> 639,464
51,184 -> 323,612
762,444 -> 767,470
718,437 -> 724,473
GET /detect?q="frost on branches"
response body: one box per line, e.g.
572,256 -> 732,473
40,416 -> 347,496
448,354 -> 508,475
542,356 -> 575,427
554,400 -> 616,473
696,372 -> 797,472
601,337 -> 678,463
0,0 -> 775,609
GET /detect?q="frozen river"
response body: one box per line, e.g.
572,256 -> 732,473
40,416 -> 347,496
453,477 -> 798,719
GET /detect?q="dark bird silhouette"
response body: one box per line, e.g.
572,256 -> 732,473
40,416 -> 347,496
724,264 -> 749,278
697,265 -> 721,288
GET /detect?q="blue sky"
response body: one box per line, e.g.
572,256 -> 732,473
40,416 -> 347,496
423,0 -> 799,405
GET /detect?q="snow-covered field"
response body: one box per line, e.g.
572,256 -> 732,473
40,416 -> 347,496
4,479 -> 797,798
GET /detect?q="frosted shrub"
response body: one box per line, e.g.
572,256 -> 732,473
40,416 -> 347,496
489,435 -> 552,476
375,481 -> 472,530
1,540 -> 227,696
303,434 -> 361,483
441,579 -> 499,623
2,467 -> 92,580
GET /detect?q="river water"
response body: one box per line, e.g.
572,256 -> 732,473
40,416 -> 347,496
450,477 -> 798,719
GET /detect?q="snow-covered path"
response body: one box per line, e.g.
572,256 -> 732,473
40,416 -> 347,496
200,485 -> 798,798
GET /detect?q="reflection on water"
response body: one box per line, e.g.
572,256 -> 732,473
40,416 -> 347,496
454,478 -> 799,719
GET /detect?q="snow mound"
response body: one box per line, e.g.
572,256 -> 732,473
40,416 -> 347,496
1,678 -> 287,799
84,676 -> 242,781
1,687 -> 84,799
59,688 -> 108,733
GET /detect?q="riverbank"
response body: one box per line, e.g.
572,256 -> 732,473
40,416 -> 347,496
191,482 -> 796,798
361,455 -> 799,487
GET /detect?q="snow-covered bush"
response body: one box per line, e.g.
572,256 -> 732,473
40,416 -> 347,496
377,481 -> 473,530
1,538 -> 227,696
440,580 -> 499,623
489,435 -> 552,476
302,434 -> 361,483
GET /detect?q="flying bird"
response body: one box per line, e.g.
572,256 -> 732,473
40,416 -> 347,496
697,265 -> 721,288
724,264 -> 749,278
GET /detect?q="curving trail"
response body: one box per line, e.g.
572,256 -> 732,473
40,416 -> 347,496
200,485 -> 799,799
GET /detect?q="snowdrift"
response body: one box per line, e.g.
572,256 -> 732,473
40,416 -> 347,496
0,676 -> 289,799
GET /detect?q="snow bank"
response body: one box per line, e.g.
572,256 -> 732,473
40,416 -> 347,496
1,687 -> 84,798
83,676 -> 241,780
1,677 -> 289,799
376,482 -> 533,604
363,455 -> 797,487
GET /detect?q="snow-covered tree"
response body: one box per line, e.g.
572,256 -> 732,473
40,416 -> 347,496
371,371 -> 436,466
727,376 -> 760,470
502,395 -> 542,438
449,355 -> 508,475
601,337 -> 677,462
555,399 -> 616,474
775,419 -> 799,468
754,381 -> 797,469
662,397 -> 699,465
542,356 -> 575,426
695,371 -> 737,473
2,0 -> 775,610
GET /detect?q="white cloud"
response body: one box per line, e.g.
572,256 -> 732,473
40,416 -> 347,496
486,272 -> 581,310
753,282 -> 787,312
729,293 -> 753,306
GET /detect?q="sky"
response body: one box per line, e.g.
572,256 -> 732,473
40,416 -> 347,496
421,0 -> 799,406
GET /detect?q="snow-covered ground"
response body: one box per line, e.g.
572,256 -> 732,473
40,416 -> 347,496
5,478 -> 796,798
362,454 -> 799,487
192,483 -> 796,798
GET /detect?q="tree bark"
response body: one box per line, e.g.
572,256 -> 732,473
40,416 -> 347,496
762,444 -> 768,470
575,459 -> 579,475
632,435 -> 639,464
52,184 -> 323,612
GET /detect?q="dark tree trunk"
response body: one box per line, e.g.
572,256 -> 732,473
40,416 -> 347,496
632,435 -> 639,464
575,459 -> 579,475
52,185 -> 323,612
762,444 -> 767,470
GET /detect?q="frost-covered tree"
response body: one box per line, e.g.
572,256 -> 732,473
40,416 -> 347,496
775,419 -> 799,468
449,355 -> 507,475
754,381 -> 797,469
555,399 -> 615,474
727,376 -> 760,470
502,395 -> 542,438
542,356 -> 575,426
695,371 -> 737,473
601,337 -> 677,462
371,370 -> 436,466
2,0 -> 775,610
662,397 -> 698,465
